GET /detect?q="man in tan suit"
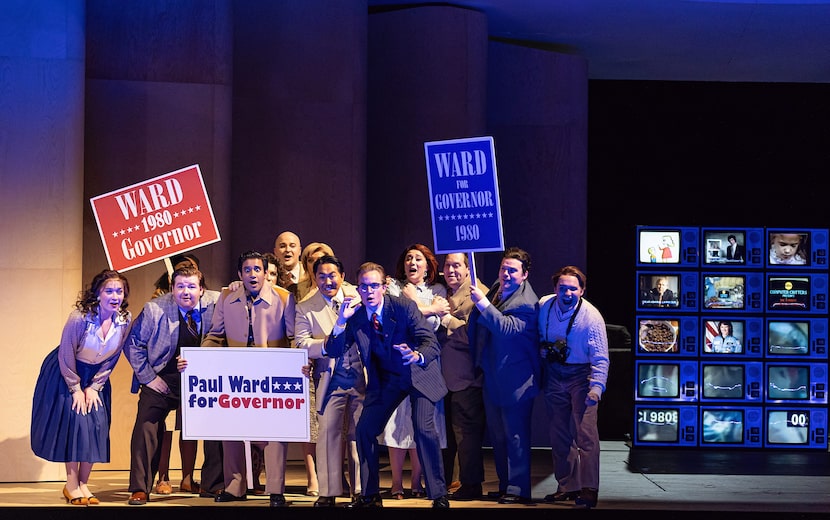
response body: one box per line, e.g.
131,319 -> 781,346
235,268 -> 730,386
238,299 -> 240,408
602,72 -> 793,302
202,250 -> 295,507
295,254 -> 364,507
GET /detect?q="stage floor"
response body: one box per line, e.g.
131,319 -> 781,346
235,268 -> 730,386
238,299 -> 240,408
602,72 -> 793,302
3,441 -> 829,519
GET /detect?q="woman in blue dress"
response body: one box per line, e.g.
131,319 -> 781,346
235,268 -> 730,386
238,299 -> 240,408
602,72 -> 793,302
31,269 -> 131,505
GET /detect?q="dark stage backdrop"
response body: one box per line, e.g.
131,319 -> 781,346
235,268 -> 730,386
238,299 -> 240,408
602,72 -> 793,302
586,80 -> 830,440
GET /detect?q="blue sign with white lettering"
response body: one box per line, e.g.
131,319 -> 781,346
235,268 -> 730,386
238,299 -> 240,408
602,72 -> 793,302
424,136 -> 505,254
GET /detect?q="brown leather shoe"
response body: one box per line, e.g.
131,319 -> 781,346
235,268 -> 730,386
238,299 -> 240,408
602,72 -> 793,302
154,480 -> 172,495
179,480 -> 200,494
128,491 -> 148,505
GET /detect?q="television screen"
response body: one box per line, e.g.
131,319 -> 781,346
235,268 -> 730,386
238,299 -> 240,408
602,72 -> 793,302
701,408 -> 744,444
636,226 -> 700,267
636,271 -> 699,312
765,407 -> 828,449
700,406 -> 763,447
768,320 -> 810,356
701,364 -> 744,399
703,319 -> 744,354
634,405 -> 698,447
767,365 -> 810,400
767,275 -> 810,311
702,272 -> 764,312
766,409 -> 809,445
637,319 -> 679,354
635,360 -> 697,401
702,227 -> 764,267
766,228 -> 830,268
700,361 -> 763,401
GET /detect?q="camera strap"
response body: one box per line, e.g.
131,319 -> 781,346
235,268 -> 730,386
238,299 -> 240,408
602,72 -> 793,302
544,296 -> 583,343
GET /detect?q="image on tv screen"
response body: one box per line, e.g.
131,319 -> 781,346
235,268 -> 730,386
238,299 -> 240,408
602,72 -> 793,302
703,320 -> 744,353
638,319 -> 679,353
768,321 -> 810,356
639,231 -> 681,264
637,408 -> 679,442
704,231 -> 746,265
703,276 -> 745,310
638,364 -> 680,398
768,231 -> 809,266
767,410 -> 809,444
768,365 -> 810,400
639,274 -> 680,308
702,409 -> 744,443
768,277 -> 810,311
702,365 -> 744,399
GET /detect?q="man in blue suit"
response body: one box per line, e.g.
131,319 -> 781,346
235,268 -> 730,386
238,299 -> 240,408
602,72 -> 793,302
124,265 -> 219,505
468,247 -> 540,505
324,261 -> 450,509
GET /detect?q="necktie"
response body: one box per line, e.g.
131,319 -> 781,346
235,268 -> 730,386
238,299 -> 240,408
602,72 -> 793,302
332,300 -> 340,313
372,312 -> 382,334
186,310 -> 199,338
247,297 -> 255,346
182,310 -> 200,347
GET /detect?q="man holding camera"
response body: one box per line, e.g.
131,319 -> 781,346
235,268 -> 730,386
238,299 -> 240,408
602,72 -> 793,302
538,265 -> 609,509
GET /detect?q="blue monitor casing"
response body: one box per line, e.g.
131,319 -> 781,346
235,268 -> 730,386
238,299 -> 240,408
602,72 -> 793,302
636,271 -> 699,312
701,227 -> 765,268
701,272 -> 764,312
766,318 -> 828,359
636,226 -> 700,268
635,360 -> 698,402
633,404 -> 698,447
766,273 -> 828,314
636,315 -> 698,356
700,317 -> 763,357
766,362 -> 828,405
699,405 -> 763,448
766,228 -> 829,269
699,360 -> 764,402
764,406 -> 828,449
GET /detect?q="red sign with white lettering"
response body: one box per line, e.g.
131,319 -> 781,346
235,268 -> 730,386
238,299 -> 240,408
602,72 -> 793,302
90,164 -> 221,272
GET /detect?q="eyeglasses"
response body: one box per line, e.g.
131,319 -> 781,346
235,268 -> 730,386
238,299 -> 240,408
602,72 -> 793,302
358,283 -> 384,292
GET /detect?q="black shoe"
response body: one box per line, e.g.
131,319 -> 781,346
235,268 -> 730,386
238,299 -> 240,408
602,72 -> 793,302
498,493 -> 532,505
432,495 -> 450,508
345,493 -> 383,508
487,489 -> 506,500
269,493 -> 287,507
314,496 -> 337,507
214,491 -> 247,502
543,490 -> 580,503
574,488 -> 598,508
199,488 -> 222,499
449,484 -> 482,501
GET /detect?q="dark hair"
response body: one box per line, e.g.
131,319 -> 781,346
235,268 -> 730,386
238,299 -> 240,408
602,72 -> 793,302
443,252 -> 469,268
356,261 -> 386,281
238,250 -> 266,273
395,243 -> 440,285
77,269 -> 130,316
503,246 -> 532,274
172,265 -> 205,289
314,254 -> 345,276
717,321 -> 734,337
551,265 -> 587,291
727,234 -> 737,241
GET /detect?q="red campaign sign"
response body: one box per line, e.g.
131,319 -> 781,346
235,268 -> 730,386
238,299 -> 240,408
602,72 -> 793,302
90,164 -> 221,272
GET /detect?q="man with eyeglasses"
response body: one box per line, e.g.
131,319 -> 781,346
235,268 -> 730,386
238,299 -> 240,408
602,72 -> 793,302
324,262 -> 450,509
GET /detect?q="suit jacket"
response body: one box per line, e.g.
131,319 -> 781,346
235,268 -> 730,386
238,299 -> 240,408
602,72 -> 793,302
726,243 -> 745,261
468,280 -> 540,406
202,283 -> 295,347
325,294 -> 447,403
437,277 -> 485,392
295,283 -> 364,412
124,290 -> 220,393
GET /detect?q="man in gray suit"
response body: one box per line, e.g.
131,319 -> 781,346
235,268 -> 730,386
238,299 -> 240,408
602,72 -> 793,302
295,255 -> 364,507
124,265 -> 219,505
324,261 -> 450,509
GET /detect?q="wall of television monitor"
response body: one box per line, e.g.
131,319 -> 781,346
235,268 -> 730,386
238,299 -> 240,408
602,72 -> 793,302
633,226 -> 828,450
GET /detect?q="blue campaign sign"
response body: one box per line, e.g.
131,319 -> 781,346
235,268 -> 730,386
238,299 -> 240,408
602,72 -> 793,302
424,136 -> 505,254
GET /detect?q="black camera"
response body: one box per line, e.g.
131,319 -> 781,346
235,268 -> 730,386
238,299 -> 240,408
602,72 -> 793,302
540,339 -> 570,364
